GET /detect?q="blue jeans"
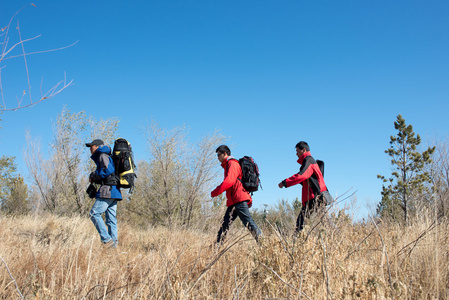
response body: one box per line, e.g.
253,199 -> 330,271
217,200 -> 261,243
90,198 -> 118,244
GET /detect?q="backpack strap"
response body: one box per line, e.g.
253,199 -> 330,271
226,158 -> 243,183
93,153 -> 119,186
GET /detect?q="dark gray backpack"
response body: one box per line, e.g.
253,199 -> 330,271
238,156 -> 260,193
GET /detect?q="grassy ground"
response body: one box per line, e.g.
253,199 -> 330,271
0,212 -> 447,299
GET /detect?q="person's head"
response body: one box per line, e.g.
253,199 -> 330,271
216,145 -> 231,163
295,141 -> 309,158
85,139 -> 104,155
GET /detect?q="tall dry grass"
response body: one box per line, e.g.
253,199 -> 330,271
0,210 -> 448,299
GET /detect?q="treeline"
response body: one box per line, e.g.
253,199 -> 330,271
1,107 -> 227,229
1,109 -> 449,229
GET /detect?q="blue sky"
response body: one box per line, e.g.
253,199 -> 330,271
1,0 -> 448,220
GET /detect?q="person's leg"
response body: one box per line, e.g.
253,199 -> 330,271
234,201 -> 261,242
295,198 -> 316,233
307,197 -> 316,216
310,195 -> 326,225
296,204 -> 308,233
216,205 -> 238,243
104,200 -> 118,246
90,198 -> 112,243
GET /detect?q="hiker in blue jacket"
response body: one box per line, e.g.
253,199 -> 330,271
86,139 -> 122,248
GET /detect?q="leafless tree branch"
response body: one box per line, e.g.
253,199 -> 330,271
0,3 -> 76,111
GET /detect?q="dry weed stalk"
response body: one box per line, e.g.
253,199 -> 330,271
0,256 -> 24,299
370,215 -> 394,298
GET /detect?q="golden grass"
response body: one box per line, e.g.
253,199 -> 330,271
0,212 -> 448,299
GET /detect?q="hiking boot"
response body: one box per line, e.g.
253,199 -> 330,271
103,239 -> 118,249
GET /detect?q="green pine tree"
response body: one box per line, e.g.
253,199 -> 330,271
0,156 -> 17,197
0,156 -> 31,215
377,114 -> 435,223
2,175 -> 30,214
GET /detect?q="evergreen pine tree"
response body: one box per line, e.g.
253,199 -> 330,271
0,156 -> 30,214
2,175 -> 30,214
377,114 -> 435,222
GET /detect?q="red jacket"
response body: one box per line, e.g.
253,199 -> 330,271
282,151 -> 327,206
211,157 -> 252,208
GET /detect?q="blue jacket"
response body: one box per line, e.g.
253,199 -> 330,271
90,145 -> 122,200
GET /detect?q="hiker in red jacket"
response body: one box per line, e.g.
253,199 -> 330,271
278,141 -> 328,232
211,145 -> 261,243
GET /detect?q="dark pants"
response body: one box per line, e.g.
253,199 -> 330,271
216,200 -> 261,243
296,195 -> 324,232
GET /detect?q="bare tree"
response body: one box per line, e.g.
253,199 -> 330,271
1,4 -> 76,111
181,132 -> 227,226
426,136 -> 449,218
124,160 -> 160,226
24,133 -> 56,211
126,120 -> 226,228
145,122 -> 187,226
87,116 -> 120,147
52,109 -> 89,213
25,107 -> 119,215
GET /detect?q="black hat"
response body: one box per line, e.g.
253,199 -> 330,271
85,139 -> 104,147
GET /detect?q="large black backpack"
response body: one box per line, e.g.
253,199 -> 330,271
238,156 -> 260,193
112,138 -> 137,192
311,159 -> 333,205
317,159 -> 324,176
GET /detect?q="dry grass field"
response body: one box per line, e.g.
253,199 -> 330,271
0,212 -> 447,299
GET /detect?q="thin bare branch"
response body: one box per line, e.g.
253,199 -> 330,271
1,34 -> 41,61
1,76 -> 73,111
16,21 -> 32,103
0,5 -> 75,111
3,40 -> 78,61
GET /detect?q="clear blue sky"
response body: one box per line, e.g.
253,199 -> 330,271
1,0 -> 448,220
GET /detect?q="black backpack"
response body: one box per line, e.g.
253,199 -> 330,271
317,159 -> 324,176
237,156 -> 260,193
313,159 -> 333,205
112,138 -> 137,192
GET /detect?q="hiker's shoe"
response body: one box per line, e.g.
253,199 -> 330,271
103,239 -> 118,249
